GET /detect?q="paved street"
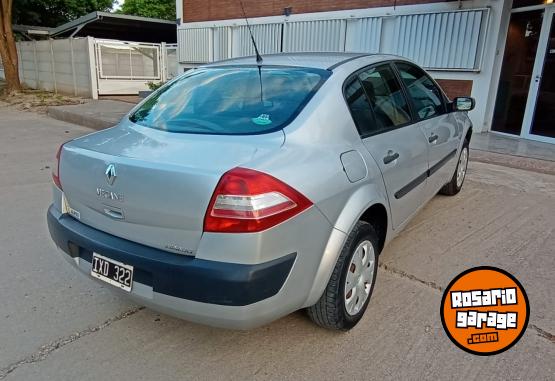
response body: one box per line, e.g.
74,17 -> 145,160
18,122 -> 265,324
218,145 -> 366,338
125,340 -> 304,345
0,107 -> 553,380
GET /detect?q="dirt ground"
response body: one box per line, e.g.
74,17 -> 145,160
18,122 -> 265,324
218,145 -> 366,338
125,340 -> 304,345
0,81 -> 86,113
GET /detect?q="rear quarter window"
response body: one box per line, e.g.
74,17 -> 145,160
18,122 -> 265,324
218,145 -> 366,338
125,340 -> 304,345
130,66 -> 330,135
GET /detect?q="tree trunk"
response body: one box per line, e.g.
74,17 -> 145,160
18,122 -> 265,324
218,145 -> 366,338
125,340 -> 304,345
0,0 -> 21,93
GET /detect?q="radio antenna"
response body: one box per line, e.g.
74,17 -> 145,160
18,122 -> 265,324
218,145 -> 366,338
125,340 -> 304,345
239,0 -> 263,64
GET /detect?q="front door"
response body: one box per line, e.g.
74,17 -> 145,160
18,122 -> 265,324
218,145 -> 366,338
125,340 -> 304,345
344,64 -> 429,230
492,6 -> 555,143
523,8 -> 555,142
394,62 -> 461,196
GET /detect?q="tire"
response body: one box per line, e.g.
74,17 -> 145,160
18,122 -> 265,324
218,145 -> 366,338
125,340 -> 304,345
440,140 -> 469,196
308,221 -> 379,330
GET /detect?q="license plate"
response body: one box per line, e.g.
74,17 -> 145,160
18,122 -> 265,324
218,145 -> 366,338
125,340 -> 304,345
91,253 -> 133,292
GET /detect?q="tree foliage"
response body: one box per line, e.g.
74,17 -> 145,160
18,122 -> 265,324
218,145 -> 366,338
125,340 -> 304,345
118,0 -> 175,21
12,0 -> 115,28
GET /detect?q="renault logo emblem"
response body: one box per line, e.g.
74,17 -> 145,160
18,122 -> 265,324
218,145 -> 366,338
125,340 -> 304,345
105,164 -> 117,186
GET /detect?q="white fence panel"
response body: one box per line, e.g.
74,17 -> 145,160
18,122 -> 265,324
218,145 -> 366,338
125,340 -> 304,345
164,43 -> 179,79
176,9 -> 489,72
18,42 -> 38,88
11,38 -> 93,97
213,27 -> 231,61
95,40 -> 167,95
283,19 -> 346,52
3,37 -> 176,97
345,17 -> 382,53
232,24 -> 281,57
178,28 -> 210,63
96,41 -> 160,80
70,38 -> 92,94
52,39 -> 80,94
390,10 -> 486,70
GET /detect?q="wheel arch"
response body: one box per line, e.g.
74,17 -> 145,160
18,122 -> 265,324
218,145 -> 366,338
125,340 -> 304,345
303,184 -> 391,307
465,125 -> 473,143
358,203 -> 388,253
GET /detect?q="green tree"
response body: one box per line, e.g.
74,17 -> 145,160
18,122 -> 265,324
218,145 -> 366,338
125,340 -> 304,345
12,0 -> 115,28
119,0 -> 175,21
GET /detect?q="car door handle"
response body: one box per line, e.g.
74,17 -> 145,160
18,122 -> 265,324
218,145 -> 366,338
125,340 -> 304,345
429,134 -> 439,143
383,151 -> 399,165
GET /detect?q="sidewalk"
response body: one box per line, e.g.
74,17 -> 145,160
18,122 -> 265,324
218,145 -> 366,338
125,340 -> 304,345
47,100 -> 135,130
470,133 -> 555,176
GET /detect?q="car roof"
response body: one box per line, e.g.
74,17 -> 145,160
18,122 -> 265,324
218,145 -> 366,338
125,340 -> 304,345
203,52 -> 404,71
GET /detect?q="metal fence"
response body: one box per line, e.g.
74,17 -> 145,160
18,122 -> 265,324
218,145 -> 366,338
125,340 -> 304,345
178,8 -> 490,71
97,42 -> 160,79
0,37 -> 178,97
94,39 -> 177,95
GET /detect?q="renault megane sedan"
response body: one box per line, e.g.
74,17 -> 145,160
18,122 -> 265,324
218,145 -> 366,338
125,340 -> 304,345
47,53 -> 474,330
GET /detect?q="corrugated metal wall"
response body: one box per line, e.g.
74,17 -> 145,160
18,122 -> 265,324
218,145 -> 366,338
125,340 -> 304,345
283,20 -> 346,52
177,8 -> 488,71
391,10 -> 485,70
178,28 -> 210,63
345,17 -> 382,53
213,27 -> 230,61
232,24 -> 282,57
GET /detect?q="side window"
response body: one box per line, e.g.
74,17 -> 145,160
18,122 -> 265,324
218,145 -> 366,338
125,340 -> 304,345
395,62 -> 446,120
358,65 -> 412,130
344,79 -> 375,136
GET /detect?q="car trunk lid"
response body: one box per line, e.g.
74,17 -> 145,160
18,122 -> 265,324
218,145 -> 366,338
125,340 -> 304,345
59,122 -> 284,255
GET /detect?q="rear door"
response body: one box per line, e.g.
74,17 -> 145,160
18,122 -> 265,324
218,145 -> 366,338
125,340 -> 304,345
394,62 -> 461,196
345,63 -> 429,229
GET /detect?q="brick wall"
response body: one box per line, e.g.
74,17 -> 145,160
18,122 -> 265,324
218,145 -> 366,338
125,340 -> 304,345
436,79 -> 473,100
183,0 -> 454,22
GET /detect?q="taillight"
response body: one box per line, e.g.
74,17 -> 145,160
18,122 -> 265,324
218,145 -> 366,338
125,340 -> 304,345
204,167 -> 313,233
52,144 -> 64,189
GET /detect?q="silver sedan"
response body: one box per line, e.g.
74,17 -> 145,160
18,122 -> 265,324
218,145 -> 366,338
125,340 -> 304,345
47,53 -> 474,330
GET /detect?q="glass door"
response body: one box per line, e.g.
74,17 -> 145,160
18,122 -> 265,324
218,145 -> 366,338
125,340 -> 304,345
492,10 -> 544,136
523,7 -> 555,142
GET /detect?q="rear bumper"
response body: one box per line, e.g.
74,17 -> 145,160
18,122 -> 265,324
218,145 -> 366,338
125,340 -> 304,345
47,205 -> 298,328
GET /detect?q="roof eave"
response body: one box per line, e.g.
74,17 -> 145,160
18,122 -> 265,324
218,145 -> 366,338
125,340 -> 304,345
50,11 -> 176,37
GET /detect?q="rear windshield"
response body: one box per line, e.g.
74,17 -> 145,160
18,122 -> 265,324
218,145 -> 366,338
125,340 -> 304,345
129,66 -> 330,135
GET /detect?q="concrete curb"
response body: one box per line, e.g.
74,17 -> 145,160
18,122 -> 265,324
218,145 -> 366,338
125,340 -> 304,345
47,100 -> 135,131
47,107 -> 115,130
470,149 -> 555,176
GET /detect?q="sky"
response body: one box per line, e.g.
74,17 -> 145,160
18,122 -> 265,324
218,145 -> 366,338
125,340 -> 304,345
112,0 -> 124,11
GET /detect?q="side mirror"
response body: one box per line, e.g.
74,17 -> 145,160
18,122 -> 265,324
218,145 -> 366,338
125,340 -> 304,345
452,97 -> 475,112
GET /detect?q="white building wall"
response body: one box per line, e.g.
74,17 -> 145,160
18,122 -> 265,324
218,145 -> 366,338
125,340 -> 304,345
176,0 -> 513,133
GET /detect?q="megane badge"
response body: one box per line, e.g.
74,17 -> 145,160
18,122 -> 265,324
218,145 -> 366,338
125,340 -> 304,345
105,164 -> 117,186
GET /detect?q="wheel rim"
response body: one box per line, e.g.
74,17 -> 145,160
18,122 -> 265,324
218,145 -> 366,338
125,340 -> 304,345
456,147 -> 468,188
344,240 -> 375,316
